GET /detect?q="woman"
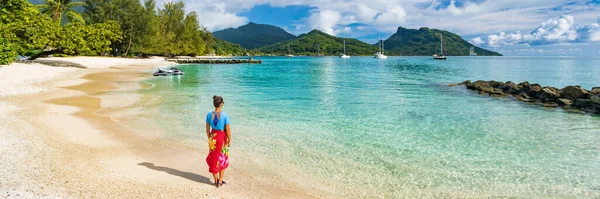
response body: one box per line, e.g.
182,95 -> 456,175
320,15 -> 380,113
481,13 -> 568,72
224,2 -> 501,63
205,95 -> 231,187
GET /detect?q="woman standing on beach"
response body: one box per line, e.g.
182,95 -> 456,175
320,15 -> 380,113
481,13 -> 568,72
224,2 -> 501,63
206,95 -> 230,187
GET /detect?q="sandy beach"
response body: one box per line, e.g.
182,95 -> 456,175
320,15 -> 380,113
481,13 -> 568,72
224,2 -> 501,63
0,57 -> 331,198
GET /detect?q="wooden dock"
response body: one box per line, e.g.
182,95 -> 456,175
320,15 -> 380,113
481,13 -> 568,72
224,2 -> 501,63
165,58 -> 262,64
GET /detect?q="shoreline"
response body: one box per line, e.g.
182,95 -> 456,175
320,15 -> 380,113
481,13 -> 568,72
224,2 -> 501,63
0,57 -> 334,198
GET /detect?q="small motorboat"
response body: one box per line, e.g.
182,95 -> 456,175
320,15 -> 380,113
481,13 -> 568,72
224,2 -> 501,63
152,67 -> 184,76
153,69 -> 169,76
170,67 -> 184,75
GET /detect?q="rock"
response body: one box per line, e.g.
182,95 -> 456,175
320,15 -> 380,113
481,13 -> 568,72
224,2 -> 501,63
543,102 -> 559,108
560,86 -> 589,100
539,87 -> 561,102
591,94 -> 600,104
501,81 -> 521,94
574,99 -> 591,108
591,87 -> 600,95
557,98 -> 573,106
459,80 -> 471,85
466,80 -> 488,91
528,84 -> 542,98
478,84 -> 494,93
488,81 -> 504,89
582,107 -> 599,114
448,83 -> 458,87
518,81 -> 530,93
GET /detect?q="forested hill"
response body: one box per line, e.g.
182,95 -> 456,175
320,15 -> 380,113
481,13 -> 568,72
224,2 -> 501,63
259,30 -> 379,56
213,22 -> 297,49
384,27 -> 502,56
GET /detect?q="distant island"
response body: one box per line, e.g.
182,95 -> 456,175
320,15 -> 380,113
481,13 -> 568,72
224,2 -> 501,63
213,23 -> 502,56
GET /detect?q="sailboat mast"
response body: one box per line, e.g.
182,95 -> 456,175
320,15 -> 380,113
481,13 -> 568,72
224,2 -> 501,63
440,35 -> 443,55
343,40 -> 346,54
382,39 -> 384,55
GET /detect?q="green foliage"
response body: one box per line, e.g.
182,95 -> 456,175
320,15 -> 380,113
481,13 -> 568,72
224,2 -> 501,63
0,37 -> 18,65
384,27 -> 502,56
212,38 -> 245,56
213,22 -> 297,49
0,0 -> 58,55
83,0 -> 146,56
154,1 -> 212,56
259,30 -> 379,56
52,21 -> 122,55
36,0 -> 85,24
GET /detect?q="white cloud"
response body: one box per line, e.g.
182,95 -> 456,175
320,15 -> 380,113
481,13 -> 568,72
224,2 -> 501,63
470,15 -> 600,47
307,9 -> 342,35
182,1 -> 248,31
373,6 -> 407,32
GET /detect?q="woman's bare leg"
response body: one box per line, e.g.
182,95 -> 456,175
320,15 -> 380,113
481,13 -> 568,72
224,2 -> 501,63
212,173 -> 218,186
218,170 -> 225,185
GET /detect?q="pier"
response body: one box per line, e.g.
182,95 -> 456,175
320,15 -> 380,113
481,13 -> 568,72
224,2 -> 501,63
165,57 -> 262,64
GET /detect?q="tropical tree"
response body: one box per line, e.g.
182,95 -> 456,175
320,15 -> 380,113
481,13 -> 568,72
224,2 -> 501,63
36,0 -> 85,25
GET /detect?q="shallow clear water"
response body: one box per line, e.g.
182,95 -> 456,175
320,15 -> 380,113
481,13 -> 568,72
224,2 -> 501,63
140,56 -> 600,198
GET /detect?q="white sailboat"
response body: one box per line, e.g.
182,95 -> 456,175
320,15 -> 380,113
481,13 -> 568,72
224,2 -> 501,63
469,46 -> 477,56
433,34 -> 447,60
339,40 -> 350,58
285,44 -> 294,57
374,36 -> 387,59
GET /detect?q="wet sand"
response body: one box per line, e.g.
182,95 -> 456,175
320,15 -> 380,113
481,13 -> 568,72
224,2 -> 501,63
0,57 -> 333,198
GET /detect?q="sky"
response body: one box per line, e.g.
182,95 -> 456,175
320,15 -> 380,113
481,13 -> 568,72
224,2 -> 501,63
164,0 -> 600,56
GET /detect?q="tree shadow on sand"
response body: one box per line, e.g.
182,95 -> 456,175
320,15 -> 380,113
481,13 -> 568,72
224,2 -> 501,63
137,162 -> 212,185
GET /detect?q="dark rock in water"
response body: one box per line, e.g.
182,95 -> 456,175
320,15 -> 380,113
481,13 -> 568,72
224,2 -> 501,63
591,94 -> 600,105
478,84 -> 494,93
466,80 -> 488,91
518,81 -> 530,93
560,86 -> 589,100
458,79 -> 600,115
543,102 -> 559,108
539,87 -> 561,102
488,81 -> 504,89
590,87 -> 600,95
528,84 -> 542,98
574,99 -> 592,108
582,107 -> 599,114
501,81 -> 521,94
557,98 -> 573,106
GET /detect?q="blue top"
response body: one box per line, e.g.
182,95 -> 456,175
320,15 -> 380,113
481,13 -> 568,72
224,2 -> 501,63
206,112 -> 230,130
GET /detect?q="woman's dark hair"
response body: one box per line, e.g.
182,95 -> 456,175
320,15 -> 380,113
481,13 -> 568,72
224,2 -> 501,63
213,95 -> 224,108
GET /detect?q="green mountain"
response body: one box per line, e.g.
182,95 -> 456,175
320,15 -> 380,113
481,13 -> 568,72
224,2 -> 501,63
213,22 -> 296,49
384,27 -> 501,56
259,30 -> 379,56
212,38 -> 245,56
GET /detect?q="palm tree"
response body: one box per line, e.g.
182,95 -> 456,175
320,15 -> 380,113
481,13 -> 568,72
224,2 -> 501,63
36,0 -> 85,25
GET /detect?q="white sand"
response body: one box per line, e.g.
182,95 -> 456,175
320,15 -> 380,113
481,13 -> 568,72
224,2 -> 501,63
0,57 -> 334,198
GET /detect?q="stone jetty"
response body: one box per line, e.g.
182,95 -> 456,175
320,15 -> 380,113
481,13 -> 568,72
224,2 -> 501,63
165,58 -> 262,64
452,80 -> 600,114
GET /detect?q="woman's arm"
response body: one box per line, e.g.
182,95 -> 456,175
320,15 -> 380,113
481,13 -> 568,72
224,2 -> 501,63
206,122 -> 211,138
225,124 -> 231,146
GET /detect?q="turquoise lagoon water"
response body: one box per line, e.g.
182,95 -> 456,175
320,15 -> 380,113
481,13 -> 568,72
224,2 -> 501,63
140,56 -> 600,198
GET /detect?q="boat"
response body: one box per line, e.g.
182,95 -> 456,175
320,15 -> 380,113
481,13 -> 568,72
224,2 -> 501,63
285,44 -> 294,57
433,34 -> 447,60
339,40 -> 350,58
374,36 -> 387,59
469,46 -> 477,56
153,67 -> 184,76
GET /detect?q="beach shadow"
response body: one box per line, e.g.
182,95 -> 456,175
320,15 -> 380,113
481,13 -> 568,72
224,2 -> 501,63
137,162 -> 212,185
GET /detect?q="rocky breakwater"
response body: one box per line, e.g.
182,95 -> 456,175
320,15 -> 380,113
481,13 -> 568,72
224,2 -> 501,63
453,80 -> 600,114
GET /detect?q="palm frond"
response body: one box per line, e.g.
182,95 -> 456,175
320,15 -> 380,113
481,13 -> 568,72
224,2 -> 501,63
66,10 -> 85,24
65,1 -> 86,9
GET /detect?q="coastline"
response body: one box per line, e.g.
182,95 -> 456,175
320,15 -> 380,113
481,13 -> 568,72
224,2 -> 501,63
0,57 -> 333,198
